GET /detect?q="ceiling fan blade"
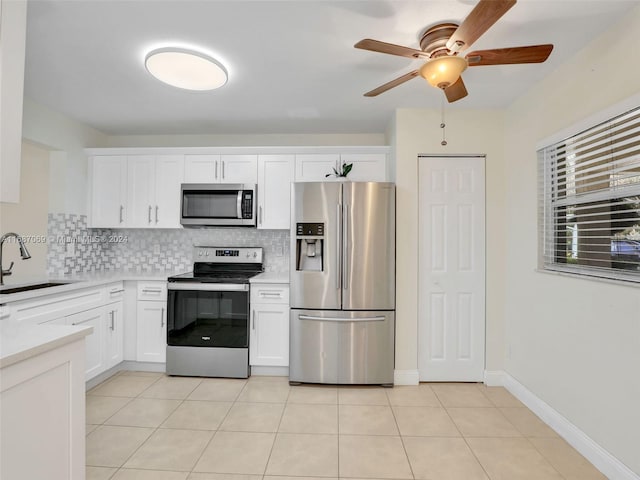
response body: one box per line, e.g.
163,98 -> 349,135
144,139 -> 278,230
446,0 -> 516,53
466,44 -> 554,65
444,77 -> 468,103
364,70 -> 420,97
355,39 -> 428,59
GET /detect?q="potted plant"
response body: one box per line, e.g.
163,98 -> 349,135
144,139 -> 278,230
325,162 -> 353,179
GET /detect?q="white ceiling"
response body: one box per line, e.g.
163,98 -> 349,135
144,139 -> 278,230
24,0 -> 639,135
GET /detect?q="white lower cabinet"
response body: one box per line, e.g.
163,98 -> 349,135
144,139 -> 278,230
136,281 -> 168,363
66,307 -> 105,380
250,284 -> 289,367
105,301 -> 124,368
136,301 -> 166,363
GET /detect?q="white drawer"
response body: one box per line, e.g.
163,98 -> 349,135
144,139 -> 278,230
137,281 -> 167,301
105,281 -> 125,302
251,284 -> 289,304
12,287 -> 104,325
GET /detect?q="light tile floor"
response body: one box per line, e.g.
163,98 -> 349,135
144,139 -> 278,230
86,372 -> 608,480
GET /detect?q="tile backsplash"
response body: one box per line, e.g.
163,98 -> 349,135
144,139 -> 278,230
47,214 -> 290,275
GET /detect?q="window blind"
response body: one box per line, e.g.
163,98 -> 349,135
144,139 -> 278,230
538,106 -> 640,282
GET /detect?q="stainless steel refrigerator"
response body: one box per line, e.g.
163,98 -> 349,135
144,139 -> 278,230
289,181 -> 395,386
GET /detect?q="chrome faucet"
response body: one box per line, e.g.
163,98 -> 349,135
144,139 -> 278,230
0,233 -> 32,285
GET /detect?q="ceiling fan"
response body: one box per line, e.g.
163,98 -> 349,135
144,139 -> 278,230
354,0 -> 553,103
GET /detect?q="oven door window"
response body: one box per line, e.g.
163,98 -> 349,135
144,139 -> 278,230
168,290 -> 248,347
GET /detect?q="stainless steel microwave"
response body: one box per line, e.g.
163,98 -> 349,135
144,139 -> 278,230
180,184 -> 256,227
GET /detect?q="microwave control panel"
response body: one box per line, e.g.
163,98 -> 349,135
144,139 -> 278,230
242,191 -> 253,219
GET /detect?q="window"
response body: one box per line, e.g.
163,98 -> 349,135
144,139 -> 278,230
538,106 -> 640,282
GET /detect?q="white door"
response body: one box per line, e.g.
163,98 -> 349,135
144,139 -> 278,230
220,154 -> 258,184
90,156 -> 127,228
136,301 -> 166,363
127,155 -> 156,227
257,154 -> 294,229
418,156 -> 485,381
154,155 -> 184,228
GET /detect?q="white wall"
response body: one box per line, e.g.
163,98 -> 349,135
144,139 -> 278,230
503,5 -> 640,475
0,142 -> 49,278
105,133 -> 386,147
394,108 -> 507,375
21,97 -> 109,215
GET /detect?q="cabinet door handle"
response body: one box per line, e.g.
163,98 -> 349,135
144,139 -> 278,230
119,205 -> 124,223
155,205 -> 159,223
259,206 -> 263,226
142,288 -> 162,293
110,310 -> 115,331
215,161 -> 218,180
252,310 -> 255,330
148,205 -> 152,223
161,308 -> 165,327
259,291 -> 282,298
110,288 -> 124,294
222,160 -> 225,179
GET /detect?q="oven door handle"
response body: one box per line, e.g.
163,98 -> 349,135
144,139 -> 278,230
167,283 -> 249,292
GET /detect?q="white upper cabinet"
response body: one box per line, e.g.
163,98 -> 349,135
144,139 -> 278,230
90,156 -> 128,228
257,155 -> 294,229
294,154 -> 340,182
91,155 -> 184,228
154,155 -> 185,228
339,153 -> 387,182
294,153 -> 387,182
127,155 -> 185,228
184,154 -> 257,184
88,147 -> 389,229
184,154 -> 220,182
127,155 -> 156,227
220,155 -> 258,184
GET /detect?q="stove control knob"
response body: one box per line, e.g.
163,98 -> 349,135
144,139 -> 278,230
205,252 -> 210,256
253,252 -> 257,258
198,252 -> 203,257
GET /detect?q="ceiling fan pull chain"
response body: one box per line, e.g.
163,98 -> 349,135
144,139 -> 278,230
440,98 -> 448,146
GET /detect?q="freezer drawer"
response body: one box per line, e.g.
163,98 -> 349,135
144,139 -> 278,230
289,309 -> 395,385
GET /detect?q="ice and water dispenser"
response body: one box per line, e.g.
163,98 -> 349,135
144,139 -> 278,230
295,223 -> 324,271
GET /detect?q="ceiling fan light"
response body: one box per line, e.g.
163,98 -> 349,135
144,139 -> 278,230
145,48 -> 228,91
419,56 -> 467,89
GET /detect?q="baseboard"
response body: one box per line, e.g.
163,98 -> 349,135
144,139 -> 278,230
483,370 -> 506,386
498,372 -> 639,480
86,361 -> 166,390
394,369 -> 419,385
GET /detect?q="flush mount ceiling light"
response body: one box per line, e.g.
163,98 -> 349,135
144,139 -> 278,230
144,48 -> 228,91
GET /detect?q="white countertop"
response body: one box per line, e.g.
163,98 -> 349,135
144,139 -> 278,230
0,322 -> 93,368
0,271 -> 178,304
250,272 -> 289,284
0,269 -> 289,304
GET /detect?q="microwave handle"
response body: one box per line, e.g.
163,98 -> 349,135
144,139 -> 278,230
237,190 -> 243,219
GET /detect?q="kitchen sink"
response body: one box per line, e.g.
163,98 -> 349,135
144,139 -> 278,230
0,281 -> 73,295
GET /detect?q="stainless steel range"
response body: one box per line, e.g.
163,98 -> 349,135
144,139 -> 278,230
166,246 -> 263,378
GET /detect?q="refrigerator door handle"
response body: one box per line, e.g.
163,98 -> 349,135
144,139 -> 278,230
343,203 -> 349,290
298,314 -> 385,323
336,202 -> 342,290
